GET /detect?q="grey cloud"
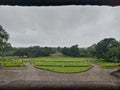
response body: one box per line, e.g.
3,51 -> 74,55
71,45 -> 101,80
0,6 -> 120,47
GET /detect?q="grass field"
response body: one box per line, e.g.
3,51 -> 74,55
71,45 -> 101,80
0,55 -> 120,73
25,56 -> 93,73
91,59 -> 120,69
0,59 -> 26,67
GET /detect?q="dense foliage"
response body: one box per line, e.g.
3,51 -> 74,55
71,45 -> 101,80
105,44 -> 120,62
95,38 -> 120,62
14,46 -> 55,57
0,25 -> 10,58
95,38 -> 118,58
87,44 -> 96,57
61,38 -> 120,62
62,45 -> 80,57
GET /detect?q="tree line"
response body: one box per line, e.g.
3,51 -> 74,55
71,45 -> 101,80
61,38 -> 120,62
13,46 -> 55,57
0,25 -> 120,62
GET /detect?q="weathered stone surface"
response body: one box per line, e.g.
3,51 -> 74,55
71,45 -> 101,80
111,70 -> 120,78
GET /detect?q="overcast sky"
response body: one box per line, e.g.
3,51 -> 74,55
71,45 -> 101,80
0,5 -> 120,47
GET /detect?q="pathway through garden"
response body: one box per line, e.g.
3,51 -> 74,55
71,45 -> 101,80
0,62 -> 119,85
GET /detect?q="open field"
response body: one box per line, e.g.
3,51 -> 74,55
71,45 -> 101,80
26,57 -> 93,73
0,56 -> 94,73
91,59 -> 120,69
0,56 -> 120,73
0,59 -> 25,67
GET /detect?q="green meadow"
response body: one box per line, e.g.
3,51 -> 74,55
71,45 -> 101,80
0,56 -> 119,73
29,57 -> 93,73
91,59 -> 120,69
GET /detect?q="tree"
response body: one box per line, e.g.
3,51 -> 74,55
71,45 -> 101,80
95,38 -> 118,58
14,48 -> 28,57
14,46 -> 55,58
27,46 -> 40,57
0,25 -> 9,58
1,43 -> 12,56
79,48 -> 88,57
105,43 -> 120,62
62,47 -> 71,56
38,47 -> 54,56
57,47 -> 63,53
0,25 -> 9,42
87,44 -> 96,57
70,45 -> 80,57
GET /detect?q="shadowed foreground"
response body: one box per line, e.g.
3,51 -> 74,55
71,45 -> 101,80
0,80 -> 120,90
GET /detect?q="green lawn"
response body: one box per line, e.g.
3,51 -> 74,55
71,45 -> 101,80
34,61 -> 90,67
91,59 -> 120,68
0,56 -> 119,73
0,56 -> 93,73
0,59 -> 26,67
36,66 -> 92,73
28,56 -> 93,73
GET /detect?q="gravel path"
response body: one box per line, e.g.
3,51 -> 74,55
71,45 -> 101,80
0,62 -> 119,83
